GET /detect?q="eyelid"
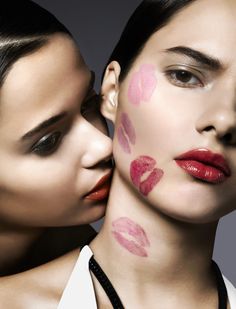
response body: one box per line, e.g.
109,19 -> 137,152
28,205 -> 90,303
165,64 -> 206,80
30,131 -> 62,156
164,69 -> 204,88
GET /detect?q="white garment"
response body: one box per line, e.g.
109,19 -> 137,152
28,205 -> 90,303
58,245 -> 236,309
58,246 -> 96,309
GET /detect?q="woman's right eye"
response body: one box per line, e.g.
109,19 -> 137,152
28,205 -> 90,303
31,132 -> 62,156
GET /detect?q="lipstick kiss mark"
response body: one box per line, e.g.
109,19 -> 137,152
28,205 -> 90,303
130,156 -> 163,196
117,113 -> 136,154
112,217 -> 150,257
128,64 -> 157,106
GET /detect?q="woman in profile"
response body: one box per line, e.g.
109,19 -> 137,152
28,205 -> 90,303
0,1 -> 113,307
59,0 -> 236,308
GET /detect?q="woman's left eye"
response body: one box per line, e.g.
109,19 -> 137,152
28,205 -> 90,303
165,69 -> 204,88
31,132 -> 62,156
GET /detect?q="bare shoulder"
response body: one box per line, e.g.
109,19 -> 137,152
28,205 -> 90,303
0,249 -> 80,309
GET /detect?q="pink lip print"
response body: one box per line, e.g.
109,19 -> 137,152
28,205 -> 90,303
130,156 -> 163,196
128,64 -> 157,106
117,113 -> 136,154
112,217 -> 150,257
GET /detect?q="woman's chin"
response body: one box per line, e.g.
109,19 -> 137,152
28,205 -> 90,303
147,185 -> 232,225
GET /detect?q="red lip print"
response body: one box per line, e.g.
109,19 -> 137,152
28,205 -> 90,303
112,217 -> 150,257
117,113 -> 136,154
121,113 -> 136,145
117,126 -> 131,154
130,156 -> 163,196
128,64 -> 157,106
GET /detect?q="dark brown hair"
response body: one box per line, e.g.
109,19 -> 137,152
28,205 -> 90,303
107,0 -> 196,81
0,0 -> 72,85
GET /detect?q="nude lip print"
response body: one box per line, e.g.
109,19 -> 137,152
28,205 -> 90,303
112,217 -> 150,257
117,112 -> 136,154
128,64 -> 157,106
130,156 -> 163,196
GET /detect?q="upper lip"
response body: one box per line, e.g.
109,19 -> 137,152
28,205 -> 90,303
84,170 -> 112,198
175,148 -> 231,176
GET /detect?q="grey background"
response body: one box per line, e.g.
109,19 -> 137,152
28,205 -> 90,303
34,1 -> 236,285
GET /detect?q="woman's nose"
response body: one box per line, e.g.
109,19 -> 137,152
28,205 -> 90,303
80,123 -> 113,168
196,100 -> 236,145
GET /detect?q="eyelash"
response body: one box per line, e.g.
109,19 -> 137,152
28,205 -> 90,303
165,69 -> 204,88
31,131 -> 62,156
30,91 -> 98,157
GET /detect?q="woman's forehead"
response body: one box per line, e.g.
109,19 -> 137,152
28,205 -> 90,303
139,0 -> 236,65
0,35 -> 90,141
0,35 -> 89,110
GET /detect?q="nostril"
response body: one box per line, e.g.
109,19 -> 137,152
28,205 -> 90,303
204,126 -> 214,132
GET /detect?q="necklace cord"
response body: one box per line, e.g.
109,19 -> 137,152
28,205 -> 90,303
89,257 -> 228,309
89,256 -> 125,309
212,260 -> 228,309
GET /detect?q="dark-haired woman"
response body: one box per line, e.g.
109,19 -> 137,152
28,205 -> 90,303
59,0 -> 236,308
0,1 -> 113,307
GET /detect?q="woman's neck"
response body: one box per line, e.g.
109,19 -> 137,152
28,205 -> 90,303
0,225 -> 42,276
91,170 -> 219,308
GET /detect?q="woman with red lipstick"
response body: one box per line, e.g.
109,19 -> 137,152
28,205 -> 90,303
0,1 -> 113,307
60,0 -> 236,308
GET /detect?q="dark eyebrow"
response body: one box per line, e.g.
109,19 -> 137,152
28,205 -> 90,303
21,112 -> 67,141
164,46 -> 223,71
21,71 -> 95,141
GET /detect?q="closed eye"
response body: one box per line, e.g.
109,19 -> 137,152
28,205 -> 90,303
30,131 -> 63,156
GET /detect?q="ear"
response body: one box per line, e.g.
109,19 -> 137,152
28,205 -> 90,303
100,61 -> 121,124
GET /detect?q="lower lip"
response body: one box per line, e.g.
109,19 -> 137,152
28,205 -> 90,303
112,217 -> 150,257
175,160 -> 227,184
85,172 -> 111,201
85,183 -> 110,201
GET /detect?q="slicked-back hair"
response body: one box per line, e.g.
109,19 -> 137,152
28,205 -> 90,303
107,0 -> 197,81
0,0 -> 72,85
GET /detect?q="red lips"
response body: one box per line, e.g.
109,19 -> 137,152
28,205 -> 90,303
130,156 -> 163,196
84,171 -> 112,201
175,149 -> 231,184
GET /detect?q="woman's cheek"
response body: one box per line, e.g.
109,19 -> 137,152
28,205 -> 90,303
117,112 -> 136,154
115,64 -> 164,195
128,64 -> 157,106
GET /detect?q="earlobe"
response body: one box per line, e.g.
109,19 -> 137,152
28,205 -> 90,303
100,61 -> 121,124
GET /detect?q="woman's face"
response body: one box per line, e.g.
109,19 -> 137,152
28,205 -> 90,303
0,34 -> 112,228
103,0 -> 236,223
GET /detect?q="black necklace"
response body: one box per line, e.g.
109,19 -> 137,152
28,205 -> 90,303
89,256 -> 124,308
89,257 -> 228,309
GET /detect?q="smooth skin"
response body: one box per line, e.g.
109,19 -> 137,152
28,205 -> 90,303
91,0 -> 236,308
0,34 -> 112,308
